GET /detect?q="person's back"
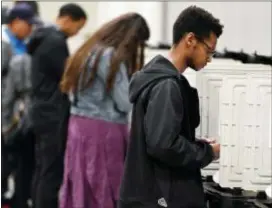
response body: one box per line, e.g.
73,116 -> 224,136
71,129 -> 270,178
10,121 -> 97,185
70,47 -> 131,124
27,25 -> 70,132
119,6 -> 224,208
59,13 -> 150,208
60,46 -> 132,208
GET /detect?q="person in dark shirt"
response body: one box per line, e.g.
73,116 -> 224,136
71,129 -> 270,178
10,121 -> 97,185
119,6 -> 224,208
27,3 -> 87,208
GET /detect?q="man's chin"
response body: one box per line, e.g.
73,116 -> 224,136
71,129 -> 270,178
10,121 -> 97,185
195,64 -> 207,71
188,63 -> 204,71
190,66 -> 202,71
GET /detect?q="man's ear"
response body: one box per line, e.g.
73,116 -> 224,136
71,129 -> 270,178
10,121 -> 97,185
185,32 -> 197,47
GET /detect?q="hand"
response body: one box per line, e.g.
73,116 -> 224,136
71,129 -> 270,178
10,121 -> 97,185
204,138 -> 217,144
210,143 -> 220,160
198,137 -> 217,144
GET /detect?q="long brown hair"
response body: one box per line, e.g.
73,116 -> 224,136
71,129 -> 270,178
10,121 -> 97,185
60,12 -> 150,93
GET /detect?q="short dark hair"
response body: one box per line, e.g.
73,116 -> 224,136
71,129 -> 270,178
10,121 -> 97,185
58,3 -> 87,21
173,5 -> 223,45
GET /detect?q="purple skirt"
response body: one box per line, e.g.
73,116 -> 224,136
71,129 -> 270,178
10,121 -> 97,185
59,115 -> 129,208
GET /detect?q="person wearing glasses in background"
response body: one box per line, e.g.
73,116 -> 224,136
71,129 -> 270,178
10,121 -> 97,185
119,6 -> 224,208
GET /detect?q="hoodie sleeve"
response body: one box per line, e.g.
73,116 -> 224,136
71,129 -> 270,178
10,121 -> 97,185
145,79 -> 214,169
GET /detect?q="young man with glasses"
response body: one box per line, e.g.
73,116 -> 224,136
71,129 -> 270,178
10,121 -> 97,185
119,5 -> 224,208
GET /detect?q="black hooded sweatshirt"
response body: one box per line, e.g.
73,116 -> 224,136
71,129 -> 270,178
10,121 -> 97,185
118,55 -> 214,208
27,25 -> 70,134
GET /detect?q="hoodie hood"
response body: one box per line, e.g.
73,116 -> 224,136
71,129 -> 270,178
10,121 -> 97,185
27,25 -> 54,55
129,55 -> 181,103
27,24 -> 66,55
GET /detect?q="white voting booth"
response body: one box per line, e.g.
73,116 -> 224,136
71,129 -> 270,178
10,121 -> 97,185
145,49 -> 272,193
219,68 -> 271,192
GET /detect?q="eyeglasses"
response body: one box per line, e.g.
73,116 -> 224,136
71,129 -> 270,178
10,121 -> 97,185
195,36 -> 216,57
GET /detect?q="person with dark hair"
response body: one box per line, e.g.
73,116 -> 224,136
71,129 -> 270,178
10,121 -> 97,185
58,12 -> 149,208
118,6 -> 224,208
59,3 -> 87,21
27,3 -> 87,208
